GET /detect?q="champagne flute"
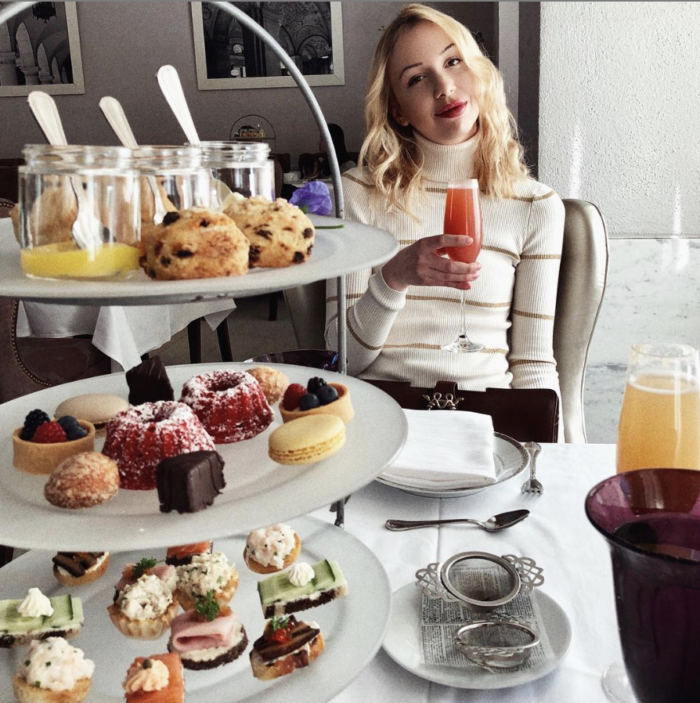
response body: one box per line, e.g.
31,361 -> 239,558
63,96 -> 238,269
441,179 -> 484,354
617,343 -> 700,474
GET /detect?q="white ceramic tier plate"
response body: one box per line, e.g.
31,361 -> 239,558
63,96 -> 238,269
0,216 -> 398,305
383,582 -> 572,690
376,433 -> 529,498
0,515 -> 391,703
0,363 -> 407,551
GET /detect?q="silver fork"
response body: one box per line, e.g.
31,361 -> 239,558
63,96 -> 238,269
521,441 -> 543,495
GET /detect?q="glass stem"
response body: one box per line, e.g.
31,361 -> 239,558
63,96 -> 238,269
459,289 -> 468,339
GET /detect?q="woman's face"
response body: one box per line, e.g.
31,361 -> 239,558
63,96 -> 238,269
388,21 -> 479,145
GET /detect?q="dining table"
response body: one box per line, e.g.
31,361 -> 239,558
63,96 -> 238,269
311,441 -> 620,703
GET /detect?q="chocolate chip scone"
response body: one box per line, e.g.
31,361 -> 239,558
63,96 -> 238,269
140,207 -> 249,280
223,195 -> 315,268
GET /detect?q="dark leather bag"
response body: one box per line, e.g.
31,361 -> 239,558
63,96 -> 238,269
365,379 -> 560,443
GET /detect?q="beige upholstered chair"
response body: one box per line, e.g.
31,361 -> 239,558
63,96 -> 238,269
284,198 -> 609,443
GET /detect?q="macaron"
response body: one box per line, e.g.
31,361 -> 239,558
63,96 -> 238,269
268,415 -> 346,466
54,394 -> 130,433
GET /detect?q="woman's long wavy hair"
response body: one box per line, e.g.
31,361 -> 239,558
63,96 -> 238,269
359,3 -> 529,214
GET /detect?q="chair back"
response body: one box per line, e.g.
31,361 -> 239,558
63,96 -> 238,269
284,199 -> 609,443
555,199 -> 609,443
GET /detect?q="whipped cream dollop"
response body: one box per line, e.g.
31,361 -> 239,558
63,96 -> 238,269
288,562 -> 315,587
123,658 -> 169,693
176,552 -> 233,598
118,574 -> 173,620
19,637 -> 94,691
18,588 -> 53,618
246,524 -> 296,569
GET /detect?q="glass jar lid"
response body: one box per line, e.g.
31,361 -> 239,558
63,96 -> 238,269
194,140 -> 271,166
130,145 -> 205,174
22,144 -> 136,174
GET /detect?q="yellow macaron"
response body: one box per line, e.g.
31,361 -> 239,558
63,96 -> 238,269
268,415 -> 346,466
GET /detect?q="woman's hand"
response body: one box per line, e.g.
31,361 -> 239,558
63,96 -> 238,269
381,234 -> 482,292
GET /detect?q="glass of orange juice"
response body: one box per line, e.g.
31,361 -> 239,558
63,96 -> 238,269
617,343 -> 700,473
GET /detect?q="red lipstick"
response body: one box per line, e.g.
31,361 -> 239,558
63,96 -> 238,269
436,100 -> 467,119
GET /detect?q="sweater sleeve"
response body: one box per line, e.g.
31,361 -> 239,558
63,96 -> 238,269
508,189 -> 565,394
324,172 -> 407,376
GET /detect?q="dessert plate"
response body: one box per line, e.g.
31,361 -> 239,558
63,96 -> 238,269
383,581 -> 572,689
0,363 -> 407,551
376,433 -> 529,498
0,216 -> 398,305
0,515 -> 391,703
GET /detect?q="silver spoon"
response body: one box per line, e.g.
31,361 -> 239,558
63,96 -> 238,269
99,96 -> 167,224
27,91 -> 108,251
385,509 -> 530,532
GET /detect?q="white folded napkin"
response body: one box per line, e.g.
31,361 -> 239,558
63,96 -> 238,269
382,409 -> 497,490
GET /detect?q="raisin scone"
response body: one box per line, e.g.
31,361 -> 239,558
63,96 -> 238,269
223,195 -> 315,268
13,176 -> 77,247
140,208 -> 249,280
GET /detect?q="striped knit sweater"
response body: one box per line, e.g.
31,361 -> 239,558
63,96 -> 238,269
325,131 -> 565,395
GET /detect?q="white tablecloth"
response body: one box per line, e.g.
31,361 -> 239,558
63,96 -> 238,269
16,300 -> 235,372
311,443 -> 620,703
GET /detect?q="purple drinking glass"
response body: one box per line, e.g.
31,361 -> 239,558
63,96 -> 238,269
244,349 -> 339,372
585,469 -> 700,703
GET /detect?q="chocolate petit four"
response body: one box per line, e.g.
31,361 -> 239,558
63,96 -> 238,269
157,450 -> 226,514
126,355 -> 175,405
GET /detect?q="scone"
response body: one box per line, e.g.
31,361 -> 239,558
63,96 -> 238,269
22,176 -> 77,248
244,524 -> 301,574
223,195 -> 315,267
140,208 -> 249,280
44,452 -> 119,510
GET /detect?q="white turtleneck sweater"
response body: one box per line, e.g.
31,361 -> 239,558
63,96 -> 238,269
325,132 -> 565,396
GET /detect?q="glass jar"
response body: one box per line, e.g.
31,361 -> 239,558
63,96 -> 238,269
132,145 -> 212,224
18,144 -> 140,279
194,141 -> 275,207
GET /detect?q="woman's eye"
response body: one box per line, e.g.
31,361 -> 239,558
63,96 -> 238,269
446,57 -> 462,67
407,74 -> 425,88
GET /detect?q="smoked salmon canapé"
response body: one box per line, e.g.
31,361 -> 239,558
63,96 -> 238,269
165,542 -> 213,567
123,653 -> 184,703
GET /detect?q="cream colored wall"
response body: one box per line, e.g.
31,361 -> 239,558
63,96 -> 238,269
0,1 -> 495,166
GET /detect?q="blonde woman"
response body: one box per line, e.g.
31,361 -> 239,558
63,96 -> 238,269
326,3 -> 564,398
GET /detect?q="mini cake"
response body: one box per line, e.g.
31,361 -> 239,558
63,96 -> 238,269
0,589 -> 84,648
12,637 -> 94,703
13,408 -> 95,475
108,573 -> 179,640
223,195 -> 315,268
126,355 -> 175,405
53,552 -> 110,587
44,452 -> 120,510
168,596 -> 248,670
179,370 -> 274,444
123,653 -> 184,703
268,415 -> 346,466
244,524 -> 301,574
166,542 -> 212,568
257,559 -> 348,618
54,394 -> 130,433
175,552 -> 239,612
249,615 -> 324,681
280,377 -> 354,424
140,208 -> 249,280
157,450 -> 225,514
247,366 -> 289,405
102,401 -> 216,490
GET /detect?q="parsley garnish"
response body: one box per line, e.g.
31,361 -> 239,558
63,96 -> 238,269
132,557 -> 159,579
270,615 -> 291,632
315,224 -> 345,229
194,591 -> 220,622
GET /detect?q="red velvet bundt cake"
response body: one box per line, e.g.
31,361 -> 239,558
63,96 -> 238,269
102,401 -> 215,490
179,370 -> 274,444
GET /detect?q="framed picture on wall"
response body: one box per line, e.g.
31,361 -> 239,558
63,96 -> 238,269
0,2 -> 85,96
191,1 -> 344,90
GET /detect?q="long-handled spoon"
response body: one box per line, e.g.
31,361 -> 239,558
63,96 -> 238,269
156,65 -> 232,204
99,96 -> 167,224
27,91 -> 107,251
385,509 -> 530,532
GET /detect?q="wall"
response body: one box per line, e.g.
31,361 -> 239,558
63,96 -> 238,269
0,2 -> 495,167
539,2 -> 700,442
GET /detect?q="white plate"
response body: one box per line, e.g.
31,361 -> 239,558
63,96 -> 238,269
0,363 -> 407,551
0,216 -> 398,305
0,515 -> 391,703
376,433 -> 529,498
383,582 -> 572,690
